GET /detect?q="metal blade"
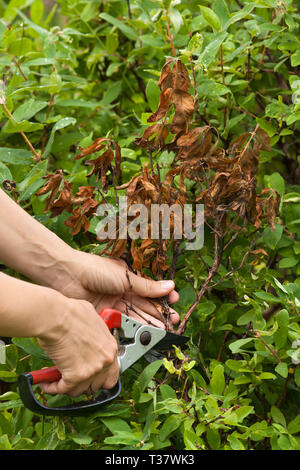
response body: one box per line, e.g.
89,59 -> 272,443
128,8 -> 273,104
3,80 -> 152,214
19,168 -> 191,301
154,331 -> 189,351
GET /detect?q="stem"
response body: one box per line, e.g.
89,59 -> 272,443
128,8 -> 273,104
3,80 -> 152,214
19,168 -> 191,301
177,220 -> 221,334
220,45 -> 226,128
253,330 -> 281,364
1,103 -> 40,161
165,9 -> 176,58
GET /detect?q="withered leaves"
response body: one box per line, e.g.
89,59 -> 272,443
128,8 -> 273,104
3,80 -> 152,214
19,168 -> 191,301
37,170 -> 99,236
36,169 -> 63,212
135,59 -> 195,152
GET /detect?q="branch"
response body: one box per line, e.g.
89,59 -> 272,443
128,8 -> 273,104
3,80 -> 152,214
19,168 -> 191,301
210,232 -> 263,290
177,218 -> 222,334
165,9 -> 176,58
1,103 -> 40,161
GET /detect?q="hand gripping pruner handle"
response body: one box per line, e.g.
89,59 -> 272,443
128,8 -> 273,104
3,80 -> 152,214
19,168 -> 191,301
18,308 -> 175,416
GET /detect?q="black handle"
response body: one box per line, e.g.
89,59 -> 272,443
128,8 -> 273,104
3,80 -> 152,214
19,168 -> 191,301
18,373 -> 121,416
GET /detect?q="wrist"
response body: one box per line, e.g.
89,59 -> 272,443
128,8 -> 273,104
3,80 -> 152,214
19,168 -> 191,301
24,239 -> 75,289
35,287 -> 70,342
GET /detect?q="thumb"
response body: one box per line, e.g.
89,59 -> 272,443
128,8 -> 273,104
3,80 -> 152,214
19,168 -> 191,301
129,274 -> 175,298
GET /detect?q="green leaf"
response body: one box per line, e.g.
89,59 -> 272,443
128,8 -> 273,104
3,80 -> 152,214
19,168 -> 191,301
0,370 -> 17,381
275,362 -> 288,378
262,224 -> 283,250
17,160 -> 47,202
229,338 -> 253,354
0,391 -> 19,401
291,50 -> 300,67
196,31 -> 228,67
213,0 -> 230,29
200,6 -> 221,31
254,291 -> 279,303
184,428 -> 201,450
224,3 -> 256,29
146,79 -> 161,113
0,434 -> 12,450
30,0 -> 44,23
288,415 -> 300,435
132,360 -> 163,401
264,172 -> 285,197
35,430 -> 59,450
43,117 -> 76,158
256,117 -> 277,137
12,337 -> 49,360
271,406 -> 286,427
294,367 -> 300,388
170,8 -> 183,34
159,384 -> 177,400
206,427 -> 220,450
8,37 -> 33,56
159,415 -> 182,441
227,434 -> 245,450
0,162 -> 12,182
274,310 -> 289,350
259,372 -> 276,380
235,406 -> 254,423
279,257 -> 298,269
4,119 -> 44,134
0,148 -> 33,165
100,81 -> 122,106
104,431 -> 140,446
99,13 -> 138,41
70,433 -> 92,445
210,364 -> 225,395
13,99 -> 48,122
0,399 -> 22,410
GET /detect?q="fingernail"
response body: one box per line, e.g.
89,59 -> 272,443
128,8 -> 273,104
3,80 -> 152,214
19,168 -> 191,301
160,280 -> 174,291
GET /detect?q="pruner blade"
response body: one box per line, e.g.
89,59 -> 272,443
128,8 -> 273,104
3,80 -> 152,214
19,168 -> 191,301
117,315 -> 189,374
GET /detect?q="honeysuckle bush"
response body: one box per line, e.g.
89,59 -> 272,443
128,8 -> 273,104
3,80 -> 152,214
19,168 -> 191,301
0,0 -> 300,451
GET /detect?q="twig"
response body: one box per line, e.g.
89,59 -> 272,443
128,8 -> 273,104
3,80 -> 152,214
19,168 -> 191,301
210,232 -> 263,289
253,330 -> 281,364
170,240 -> 181,280
1,103 -> 40,161
217,330 -> 230,362
220,44 -> 227,128
13,57 -> 28,81
177,219 -> 221,334
165,8 -> 176,58
196,332 -> 210,381
147,142 -> 154,175
196,251 -> 210,273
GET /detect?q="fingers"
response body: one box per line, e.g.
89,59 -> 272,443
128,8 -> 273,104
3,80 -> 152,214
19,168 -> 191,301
128,273 -> 176,299
41,357 -> 119,397
121,294 -> 180,325
168,289 -> 180,304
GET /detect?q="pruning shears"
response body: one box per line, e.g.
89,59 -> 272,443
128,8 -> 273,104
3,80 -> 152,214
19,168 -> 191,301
18,308 -> 188,416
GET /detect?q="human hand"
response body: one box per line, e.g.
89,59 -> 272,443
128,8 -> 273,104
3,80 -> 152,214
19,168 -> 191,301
38,297 -> 119,397
47,249 -> 180,328
0,273 -> 119,397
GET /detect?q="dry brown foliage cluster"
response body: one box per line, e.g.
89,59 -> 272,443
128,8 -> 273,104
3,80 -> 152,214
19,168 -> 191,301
37,58 -> 280,331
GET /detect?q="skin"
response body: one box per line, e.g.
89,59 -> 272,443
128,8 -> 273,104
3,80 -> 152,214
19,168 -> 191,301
0,188 -> 180,396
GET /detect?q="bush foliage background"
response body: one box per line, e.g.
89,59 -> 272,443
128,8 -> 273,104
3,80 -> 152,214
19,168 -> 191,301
0,0 -> 300,450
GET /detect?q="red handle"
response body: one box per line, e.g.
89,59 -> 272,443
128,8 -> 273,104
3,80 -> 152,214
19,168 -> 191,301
30,308 -> 122,385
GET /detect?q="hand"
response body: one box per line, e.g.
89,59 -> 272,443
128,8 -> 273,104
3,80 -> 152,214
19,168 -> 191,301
48,249 -> 180,328
0,273 -> 119,397
39,297 -> 119,397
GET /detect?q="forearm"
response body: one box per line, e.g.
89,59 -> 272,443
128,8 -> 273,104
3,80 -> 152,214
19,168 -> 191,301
0,188 -> 73,287
0,272 -> 64,340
